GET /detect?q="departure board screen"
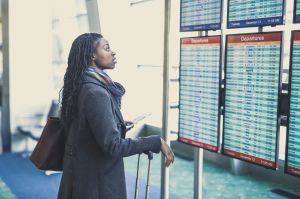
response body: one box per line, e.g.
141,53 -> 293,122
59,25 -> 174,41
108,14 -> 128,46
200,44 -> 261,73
223,32 -> 282,169
294,0 -> 300,23
286,31 -> 300,177
228,0 -> 284,28
178,36 -> 221,152
180,0 -> 222,31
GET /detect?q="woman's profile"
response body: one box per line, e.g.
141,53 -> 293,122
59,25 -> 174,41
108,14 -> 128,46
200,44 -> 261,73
57,33 -> 174,199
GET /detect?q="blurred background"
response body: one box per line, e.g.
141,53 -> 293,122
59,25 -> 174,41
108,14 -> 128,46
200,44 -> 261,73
0,0 -> 298,199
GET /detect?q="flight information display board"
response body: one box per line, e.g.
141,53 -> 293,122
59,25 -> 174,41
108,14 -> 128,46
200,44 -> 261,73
286,31 -> 300,177
223,32 -> 282,169
178,36 -> 221,152
180,0 -> 222,31
227,0 -> 284,28
294,0 -> 300,23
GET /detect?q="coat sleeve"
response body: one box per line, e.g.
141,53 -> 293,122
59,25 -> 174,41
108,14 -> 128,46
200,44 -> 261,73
84,87 -> 161,158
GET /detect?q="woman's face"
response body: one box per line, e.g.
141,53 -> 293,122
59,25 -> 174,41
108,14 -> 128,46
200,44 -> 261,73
92,38 -> 117,70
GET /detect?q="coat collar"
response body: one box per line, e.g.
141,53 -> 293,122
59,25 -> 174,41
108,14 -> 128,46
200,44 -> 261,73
81,72 -> 125,123
81,72 -> 106,88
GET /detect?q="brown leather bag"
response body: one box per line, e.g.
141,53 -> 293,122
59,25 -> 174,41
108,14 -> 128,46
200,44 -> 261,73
30,117 -> 66,171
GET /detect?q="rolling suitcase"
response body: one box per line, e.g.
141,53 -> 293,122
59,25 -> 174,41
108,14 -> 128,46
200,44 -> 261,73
134,151 -> 153,199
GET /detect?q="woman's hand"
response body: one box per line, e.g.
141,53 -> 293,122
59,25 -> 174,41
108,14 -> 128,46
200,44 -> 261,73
160,138 -> 175,167
124,120 -> 134,132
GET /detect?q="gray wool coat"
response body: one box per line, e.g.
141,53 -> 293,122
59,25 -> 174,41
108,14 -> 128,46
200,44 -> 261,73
57,73 -> 161,199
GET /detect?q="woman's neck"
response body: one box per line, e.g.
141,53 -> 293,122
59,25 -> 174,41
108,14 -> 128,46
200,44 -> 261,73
89,65 -> 103,73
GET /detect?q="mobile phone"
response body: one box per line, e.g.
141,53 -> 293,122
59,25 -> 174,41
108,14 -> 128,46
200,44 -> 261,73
131,113 -> 151,125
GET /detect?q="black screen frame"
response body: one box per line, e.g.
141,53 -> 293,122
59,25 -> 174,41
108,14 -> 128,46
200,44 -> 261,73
226,0 -> 285,29
180,0 -> 223,32
285,30 -> 300,177
294,0 -> 300,23
221,31 -> 283,170
177,35 -> 222,153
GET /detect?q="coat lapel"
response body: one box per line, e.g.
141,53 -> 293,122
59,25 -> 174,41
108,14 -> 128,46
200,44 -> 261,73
81,74 -> 125,123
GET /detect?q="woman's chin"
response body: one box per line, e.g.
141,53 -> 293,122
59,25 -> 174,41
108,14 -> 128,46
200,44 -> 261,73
111,62 -> 117,68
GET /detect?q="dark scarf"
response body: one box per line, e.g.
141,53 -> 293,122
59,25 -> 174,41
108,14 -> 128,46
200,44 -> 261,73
85,66 -> 126,109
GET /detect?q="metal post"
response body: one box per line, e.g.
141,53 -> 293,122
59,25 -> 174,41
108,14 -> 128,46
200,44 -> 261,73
193,31 -> 205,199
86,0 -> 101,33
1,0 -> 11,153
161,0 -> 171,199
194,147 -> 203,199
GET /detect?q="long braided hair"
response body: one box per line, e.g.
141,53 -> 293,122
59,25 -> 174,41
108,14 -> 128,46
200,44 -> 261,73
59,33 -> 103,132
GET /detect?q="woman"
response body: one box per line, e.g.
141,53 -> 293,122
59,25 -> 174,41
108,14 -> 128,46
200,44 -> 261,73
57,33 -> 174,199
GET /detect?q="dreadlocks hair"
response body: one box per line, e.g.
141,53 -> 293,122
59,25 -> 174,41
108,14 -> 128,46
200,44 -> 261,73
58,33 -> 103,132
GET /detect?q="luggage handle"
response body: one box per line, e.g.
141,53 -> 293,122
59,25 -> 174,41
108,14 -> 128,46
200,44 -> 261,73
144,151 -> 153,160
134,151 -> 153,199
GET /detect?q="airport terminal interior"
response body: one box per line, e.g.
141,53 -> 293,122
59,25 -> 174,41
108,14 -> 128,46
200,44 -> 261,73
0,0 -> 299,198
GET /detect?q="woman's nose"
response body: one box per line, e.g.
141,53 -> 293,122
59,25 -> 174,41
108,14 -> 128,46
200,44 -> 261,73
112,51 -> 116,56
